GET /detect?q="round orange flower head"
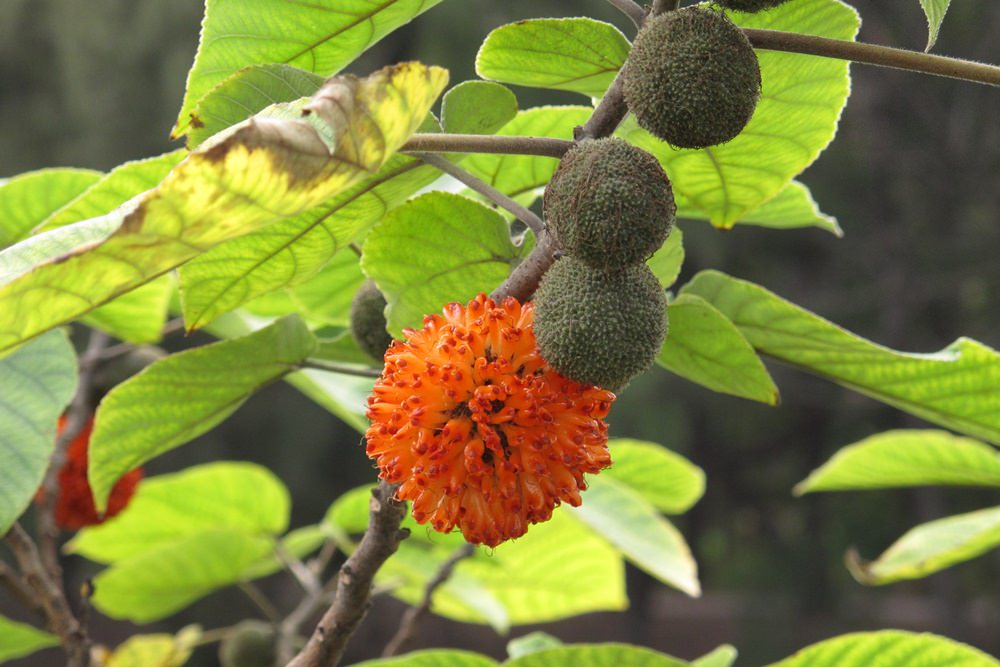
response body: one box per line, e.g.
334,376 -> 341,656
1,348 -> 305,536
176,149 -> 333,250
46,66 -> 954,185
41,416 -> 143,530
365,293 -> 615,547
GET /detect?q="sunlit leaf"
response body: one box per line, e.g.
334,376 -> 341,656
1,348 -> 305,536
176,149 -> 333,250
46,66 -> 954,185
658,293 -> 779,405
604,439 -> 705,515
919,0 -> 953,51
682,270 -> 1000,444
0,330 -> 77,534
89,317 -> 316,511
505,645 -> 687,667
349,650 -> 498,667
0,168 -> 101,247
106,626 -> 201,667
0,62 -> 448,354
847,506 -> 1000,585
796,430 -> 1000,494
766,631 -> 999,667
506,633 -> 563,660
0,616 -> 59,662
84,275 -> 173,344
442,81 -> 519,135
647,227 -> 684,288
70,462 -> 290,563
174,0 -> 446,136
677,181 -> 841,236
692,645 -> 738,667
476,18 -> 629,98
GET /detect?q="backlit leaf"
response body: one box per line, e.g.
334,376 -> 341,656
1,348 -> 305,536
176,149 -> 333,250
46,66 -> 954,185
604,439 -> 705,515
767,631 -> 999,667
442,81 -> 519,135
506,645 -> 687,667
0,616 -> 59,662
677,180 -> 841,236
106,626 -> 201,667
919,0 -> 953,51
0,168 -> 101,247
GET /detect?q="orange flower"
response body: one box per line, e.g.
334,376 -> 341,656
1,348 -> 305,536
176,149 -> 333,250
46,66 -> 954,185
41,416 -> 143,530
365,294 -> 615,547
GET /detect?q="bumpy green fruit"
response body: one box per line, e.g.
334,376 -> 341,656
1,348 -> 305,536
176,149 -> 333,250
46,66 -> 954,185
715,0 -> 792,12
219,621 -> 276,667
623,7 -> 761,149
533,257 -> 667,391
543,137 -> 676,270
350,280 -> 393,361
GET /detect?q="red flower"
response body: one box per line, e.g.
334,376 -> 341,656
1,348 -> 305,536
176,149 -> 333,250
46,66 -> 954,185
365,294 -> 614,547
42,416 -> 143,530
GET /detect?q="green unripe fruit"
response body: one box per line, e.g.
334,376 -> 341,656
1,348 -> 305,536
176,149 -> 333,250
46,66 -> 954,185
533,257 -> 667,391
350,280 -> 393,361
543,137 -> 676,270
715,0 -> 792,12
623,7 -> 761,149
219,621 -> 276,667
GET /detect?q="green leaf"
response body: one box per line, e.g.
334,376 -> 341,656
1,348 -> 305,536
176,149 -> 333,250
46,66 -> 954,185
621,0 -> 859,227
37,151 -> 187,232
179,151 -> 440,330
847,506 -> 1000,585
442,81 -> 519,135
658,293 -> 779,405
677,181 -> 841,236
476,18 -> 629,98
570,476 -> 701,597
0,63 -> 447,354
84,275 -> 173,344
766,631 -> 999,667
464,107 -> 592,202
0,168 -> 101,247
604,439 -> 705,515
349,650 -> 499,667
362,192 -> 524,336
919,0 -> 953,51
92,529 -> 274,622
507,633 -> 563,660
69,462 -> 290,563
174,0 -> 445,136
89,316 -> 316,511
0,616 -> 60,662
647,227 -> 684,288
506,645 -> 687,667
796,430 -> 1000,494
0,330 -> 77,535
187,64 -> 325,149
106,626 -> 201,667
682,271 -> 1000,445
692,646 -> 738,667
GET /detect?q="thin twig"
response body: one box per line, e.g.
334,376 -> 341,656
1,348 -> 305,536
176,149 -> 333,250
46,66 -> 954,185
276,542 -> 322,596
238,582 -> 282,624
381,544 -> 476,657
287,482 -> 409,667
307,538 -> 339,578
299,359 -> 382,378
0,560 -> 44,619
606,0 -> 645,28
416,153 -> 545,236
745,28 -> 1000,87
402,133 -> 572,158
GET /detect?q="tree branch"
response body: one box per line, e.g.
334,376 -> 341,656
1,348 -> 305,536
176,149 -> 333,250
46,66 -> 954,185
416,152 -> 545,236
402,133 -> 572,158
745,29 -> 1000,87
287,482 -> 409,667
605,0 -> 645,28
381,543 -> 475,657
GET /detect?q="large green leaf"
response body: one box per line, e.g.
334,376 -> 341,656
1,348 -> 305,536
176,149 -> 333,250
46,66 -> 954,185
179,151 -> 439,330
476,18 -> 629,98
682,271 -> 1000,444
621,0 -> 859,227
88,317 -> 316,511
186,64 -> 325,149
38,151 -> 187,231
604,439 -> 705,515
796,430 -> 1000,494
105,626 -> 201,667
919,0 -> 953,51
442,81 -> 519,135
69,462 -> 290,563
0,330 -> 77,534
506,645 -> 687,667
677,180 -> 841,236
570,476 -> 700,597
362,192 -> 524,335
0,168 -> 102,247
0,63 -> 448,355
658,293 -> 779,405
92,529 -> 274,622
350,651 -> 498,667
767,631 -> 999,667
0,616 -> 60,662
847,506 -> 1000,585
174,0 -> 446,136
84,276 -> 174,345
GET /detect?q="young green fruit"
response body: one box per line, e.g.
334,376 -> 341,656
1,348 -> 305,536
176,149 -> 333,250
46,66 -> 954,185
533,257 -> 667,391
715,0 -> 792,12
350,280 -> 393,361
623,7 -> 761,149
219,621 -> 276,667
543,137 -> 676,270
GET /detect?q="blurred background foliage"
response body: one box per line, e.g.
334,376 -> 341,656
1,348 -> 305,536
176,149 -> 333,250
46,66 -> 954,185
1,0 -> 999,665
